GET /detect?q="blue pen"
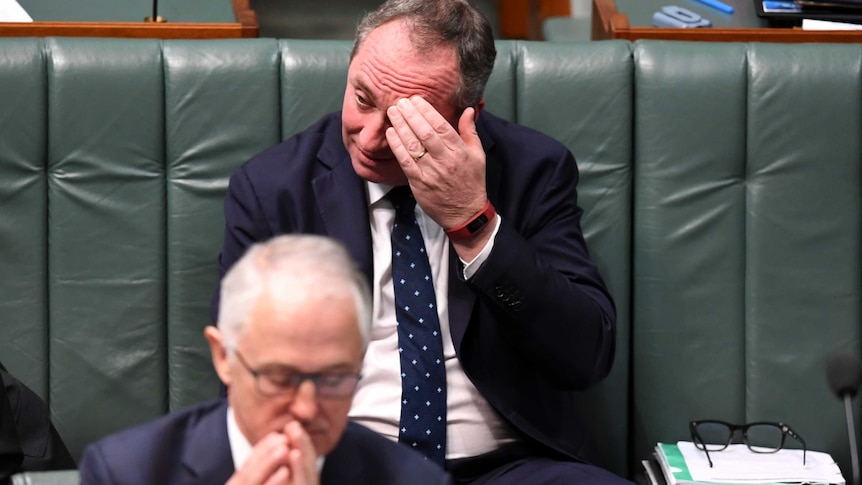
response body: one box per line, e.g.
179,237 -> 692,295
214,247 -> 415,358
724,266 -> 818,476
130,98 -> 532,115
693,0 -> 734,13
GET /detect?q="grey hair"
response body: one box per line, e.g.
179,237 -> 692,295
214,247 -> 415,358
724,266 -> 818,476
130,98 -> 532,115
351,0 -> 496,110
216,234 -> 372,350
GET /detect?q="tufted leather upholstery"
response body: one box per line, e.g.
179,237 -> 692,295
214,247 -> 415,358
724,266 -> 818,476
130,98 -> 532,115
0,37 -> 859,481
631,41 -> 862,473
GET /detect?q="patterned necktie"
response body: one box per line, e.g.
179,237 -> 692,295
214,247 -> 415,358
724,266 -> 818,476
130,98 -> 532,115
387,186 -> 447,465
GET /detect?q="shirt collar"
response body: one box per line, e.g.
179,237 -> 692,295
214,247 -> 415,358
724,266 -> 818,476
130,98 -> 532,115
366,181 -> 392,207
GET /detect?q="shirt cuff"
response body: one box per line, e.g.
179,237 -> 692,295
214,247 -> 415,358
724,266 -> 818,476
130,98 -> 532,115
460,214 -> 502,280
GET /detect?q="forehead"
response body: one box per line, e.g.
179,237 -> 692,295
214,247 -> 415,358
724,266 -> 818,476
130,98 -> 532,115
239,292 -> 362,368
349,20 -> 459,106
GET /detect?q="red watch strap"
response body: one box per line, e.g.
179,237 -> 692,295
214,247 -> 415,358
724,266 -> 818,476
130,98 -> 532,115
445,200 -> 496,240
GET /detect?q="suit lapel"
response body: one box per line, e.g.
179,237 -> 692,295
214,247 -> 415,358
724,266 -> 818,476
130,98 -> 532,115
181,401 -> 234,484
320,422 -> 365,484
312,124 -> 374,283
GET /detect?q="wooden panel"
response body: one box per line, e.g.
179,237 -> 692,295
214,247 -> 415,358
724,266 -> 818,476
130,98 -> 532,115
499,0 -> 571,39
0,0 -> 257,39
232,0 -> 258,37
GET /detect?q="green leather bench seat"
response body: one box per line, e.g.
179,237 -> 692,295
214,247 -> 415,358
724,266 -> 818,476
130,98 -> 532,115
0,37 -> 632,476
0,37 -> 859,480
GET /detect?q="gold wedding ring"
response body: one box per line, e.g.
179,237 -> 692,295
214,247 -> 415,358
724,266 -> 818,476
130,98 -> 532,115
414,150 -> 427,161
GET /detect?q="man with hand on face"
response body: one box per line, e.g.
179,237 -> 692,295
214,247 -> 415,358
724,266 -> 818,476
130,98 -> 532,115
79,235 -> 450,484
214,0 -> 630,482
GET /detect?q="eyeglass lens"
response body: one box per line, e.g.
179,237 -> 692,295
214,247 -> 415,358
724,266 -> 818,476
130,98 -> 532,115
259,372 -> 358,397
694,421 -> 784,452
231,348 -> 359,398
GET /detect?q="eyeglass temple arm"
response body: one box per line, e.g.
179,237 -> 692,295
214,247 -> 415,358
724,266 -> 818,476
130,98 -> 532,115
781,423 -> 807,466
690,423 -> 715,468
703,444 -> 714,468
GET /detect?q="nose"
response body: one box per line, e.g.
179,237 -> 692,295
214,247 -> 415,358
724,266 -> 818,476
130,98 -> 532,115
289,378 -> 319,422
357,111 -> 391,153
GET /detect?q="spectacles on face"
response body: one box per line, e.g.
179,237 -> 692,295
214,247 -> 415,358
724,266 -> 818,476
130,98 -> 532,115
689,420 -> 807,468
229,348 -> 361,399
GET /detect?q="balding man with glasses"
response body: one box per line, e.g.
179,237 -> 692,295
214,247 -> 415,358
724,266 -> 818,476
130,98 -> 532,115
79,235 -> 450,485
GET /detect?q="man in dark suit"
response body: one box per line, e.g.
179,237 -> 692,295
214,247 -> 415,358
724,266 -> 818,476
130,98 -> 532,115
80,235 -> 449,485
214,0 -> 629,482
0,361 -> 76,482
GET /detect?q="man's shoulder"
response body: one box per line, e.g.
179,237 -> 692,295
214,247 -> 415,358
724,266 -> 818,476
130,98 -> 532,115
478,111 -> 563,143
79,399 -> 228,481
478,111 -> 569,158
92,399 -> 225,445
239,112 -> 343,174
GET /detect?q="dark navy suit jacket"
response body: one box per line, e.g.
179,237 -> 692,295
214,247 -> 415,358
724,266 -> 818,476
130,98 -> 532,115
78,399 -> 450,484
213,111 -> 617,463
0,362 -> 75,479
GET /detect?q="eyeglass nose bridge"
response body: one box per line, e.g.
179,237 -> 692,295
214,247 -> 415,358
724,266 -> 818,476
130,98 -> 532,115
258,372 -> 324,397
261,371 -> 362,399
289,373 -> 322,392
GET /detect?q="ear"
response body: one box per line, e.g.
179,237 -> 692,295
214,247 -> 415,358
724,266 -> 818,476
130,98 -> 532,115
205,326 -> 232,388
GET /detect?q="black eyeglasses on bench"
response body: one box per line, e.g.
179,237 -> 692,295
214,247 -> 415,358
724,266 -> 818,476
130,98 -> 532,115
689,420 -> 807,468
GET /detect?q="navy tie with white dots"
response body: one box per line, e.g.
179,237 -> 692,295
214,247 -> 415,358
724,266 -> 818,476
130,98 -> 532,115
387,186 -> 447,466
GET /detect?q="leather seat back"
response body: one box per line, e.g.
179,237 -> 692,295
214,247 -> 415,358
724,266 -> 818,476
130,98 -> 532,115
0,37 -> 633,476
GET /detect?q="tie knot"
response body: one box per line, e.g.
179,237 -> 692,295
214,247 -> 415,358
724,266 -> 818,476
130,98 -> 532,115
387,186 -> 416,213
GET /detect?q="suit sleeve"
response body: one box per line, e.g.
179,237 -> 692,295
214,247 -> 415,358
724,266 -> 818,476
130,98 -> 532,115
0,367 -> 76,474
211,165 -> 274,323
467,148 -> 616,391
78,445 -> 115,485
0,369 -> 23,481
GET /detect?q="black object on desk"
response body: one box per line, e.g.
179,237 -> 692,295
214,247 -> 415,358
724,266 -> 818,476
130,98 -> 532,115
754,0 -> 862,26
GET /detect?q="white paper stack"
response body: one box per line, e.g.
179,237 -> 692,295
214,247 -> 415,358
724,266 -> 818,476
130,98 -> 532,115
652,441 -> 846,485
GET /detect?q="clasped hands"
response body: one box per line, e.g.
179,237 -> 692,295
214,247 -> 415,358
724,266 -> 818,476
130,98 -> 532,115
226,421 -> 320,485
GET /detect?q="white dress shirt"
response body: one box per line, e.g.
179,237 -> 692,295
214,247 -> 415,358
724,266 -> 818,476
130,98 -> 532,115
348,182 -> 517,459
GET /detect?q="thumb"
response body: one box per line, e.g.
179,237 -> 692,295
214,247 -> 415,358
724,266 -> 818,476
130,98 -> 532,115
458,107 -> 482,152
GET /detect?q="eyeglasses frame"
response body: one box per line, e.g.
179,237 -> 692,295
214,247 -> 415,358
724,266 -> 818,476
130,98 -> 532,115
228,347 -> 361,399
689,419 -> 807,468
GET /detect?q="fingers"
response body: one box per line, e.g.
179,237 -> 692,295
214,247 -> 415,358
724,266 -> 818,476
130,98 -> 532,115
387,96 -> 463,157
385,96 -> 472,181
384,95 -> 487,229
387,100 -> 430,160
227,433 -> 290,485
261,467 -> 289,485
284,421 -> 320,485
226,425 -> 321,485
385,110 -> 420,181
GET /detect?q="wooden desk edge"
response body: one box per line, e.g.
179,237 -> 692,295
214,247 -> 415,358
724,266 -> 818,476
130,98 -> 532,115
593,0 -> 628,40
0,0 -> 259,39
0,21 -> 257,39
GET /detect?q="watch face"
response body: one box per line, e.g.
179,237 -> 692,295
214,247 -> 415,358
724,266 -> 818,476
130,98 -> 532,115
466,214 -> 489,233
